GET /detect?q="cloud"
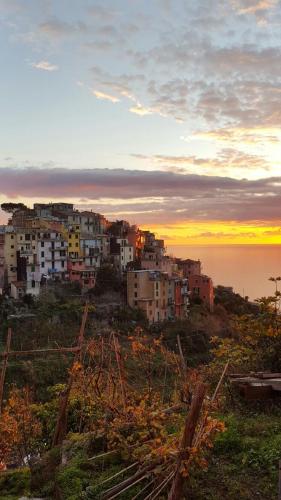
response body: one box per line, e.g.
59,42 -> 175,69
129,105 -> 153,116
234,0 -> 277,14
31,60 -> 58,72
92,90 -> 120,103
88,5 -> 118,19
39,18 -> 88,38
186,230 -> 257,238
131,148 -> 271,176
0,166 -> 280,224
190,126 -> 281,145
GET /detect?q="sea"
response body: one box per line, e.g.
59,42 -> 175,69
167,245 -> 281,302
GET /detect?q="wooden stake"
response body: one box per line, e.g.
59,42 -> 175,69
0,328 -> 12,414
278,460 -> 281,500
168,382 -> 206,500
177,334 -> 187,375
211,360 -> 229,403
52,303 -> 88,447
112,332 -> 127,411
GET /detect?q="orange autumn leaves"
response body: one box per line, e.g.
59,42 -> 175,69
0,387 -> 42,467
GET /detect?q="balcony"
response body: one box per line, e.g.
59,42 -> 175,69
20,249 -> 33,256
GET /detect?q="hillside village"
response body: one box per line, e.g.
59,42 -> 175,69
0,202 -> 214,323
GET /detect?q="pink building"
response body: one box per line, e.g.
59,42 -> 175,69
189,274 -> 214,312
67,260 -> 96,289
176,259 -> 201,277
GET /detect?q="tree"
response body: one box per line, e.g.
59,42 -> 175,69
92,264 -> 122,296
0,387 -> 42,467
1,203 -> 27,214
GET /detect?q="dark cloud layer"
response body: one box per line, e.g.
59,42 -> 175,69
0,167 -> 280,223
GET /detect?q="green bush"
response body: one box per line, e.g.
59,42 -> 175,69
0,468 -> 30,496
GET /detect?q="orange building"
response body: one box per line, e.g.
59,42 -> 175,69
188,274 -> 214,311
174,278 -> 189,319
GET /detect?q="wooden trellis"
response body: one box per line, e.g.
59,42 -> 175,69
0,303 -> 89,437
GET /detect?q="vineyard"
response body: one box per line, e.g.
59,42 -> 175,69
1,285 -> 281,499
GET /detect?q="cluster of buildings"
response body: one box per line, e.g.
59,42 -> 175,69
0,202 -> 214,322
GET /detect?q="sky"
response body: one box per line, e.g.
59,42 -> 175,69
0,0 -> 281,244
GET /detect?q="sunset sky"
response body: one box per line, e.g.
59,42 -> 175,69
0,0 -> 280,244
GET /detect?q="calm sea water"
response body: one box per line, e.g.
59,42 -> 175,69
167,245 -> 281,301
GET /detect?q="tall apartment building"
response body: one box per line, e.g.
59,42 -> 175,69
4,227 -> 17,285
189,274 -> 214,311
80,235 -> 102,268
34,203 -> 74,221
68,224 -> 82,259
127,270 -> 169,323
37,230 -> 68,278
68,211 -> 108,235
110,237 -> 134,272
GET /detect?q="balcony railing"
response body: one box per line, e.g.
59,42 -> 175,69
20,249 -> 33,256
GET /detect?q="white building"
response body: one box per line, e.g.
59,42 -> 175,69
80,235 -> 102,268
37,230 -> 68,278
117,238 -> 134,272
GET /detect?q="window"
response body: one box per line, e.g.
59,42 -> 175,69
41,262 -> 45,268
41,251 -> 44,257
134,292 -> 137,298
69,242 -> 72,247
31,280 -> 35,288
134,300 -> 138,306
41,241 -> 44,247
11,245 -> 14,249
52,261 -> 55,269
134,283 -> 137,288
75,234 -> 78,239
11,235 -> 14,239
61,241 -> 64,247
156,300 -> 159,307
62,260 -> 65,268
75,243 -> 79,247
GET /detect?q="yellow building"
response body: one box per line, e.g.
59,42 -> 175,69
68,224 -> 82,259
127,270 -> 169,323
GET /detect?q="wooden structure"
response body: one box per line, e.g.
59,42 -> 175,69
229,372 -> 281,400
0,304 -> 89,417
